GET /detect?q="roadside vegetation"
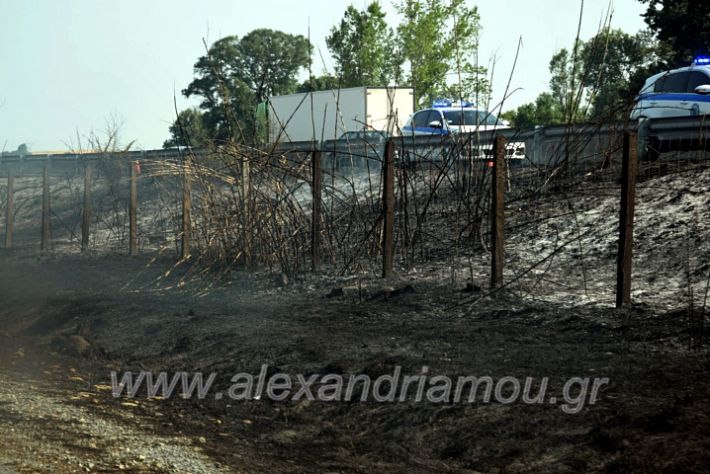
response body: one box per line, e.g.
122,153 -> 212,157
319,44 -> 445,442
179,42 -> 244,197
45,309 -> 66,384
164,0 -> 710,148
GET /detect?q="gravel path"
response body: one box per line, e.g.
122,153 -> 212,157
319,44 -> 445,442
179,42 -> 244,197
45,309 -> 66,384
0,368 -> 230,473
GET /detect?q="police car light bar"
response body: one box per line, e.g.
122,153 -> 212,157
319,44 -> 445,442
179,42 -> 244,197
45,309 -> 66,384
693,56 -> 710,65
433,98 -> 452,107
432,98 -> 475,108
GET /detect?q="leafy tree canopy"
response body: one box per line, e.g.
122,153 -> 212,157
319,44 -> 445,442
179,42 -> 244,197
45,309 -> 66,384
163,107 -> 209,148
180,29 -> 310,144
639,0 -> 710,67
296,74 -> 341,93
396,0 -> 489,108
326,2 -> 401,88
504,27 -> 663,126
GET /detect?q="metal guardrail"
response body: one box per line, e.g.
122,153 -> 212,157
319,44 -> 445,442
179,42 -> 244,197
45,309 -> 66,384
640,114 -> 709,157
0,148 -> 211,176
1,115 -> 707,176
0,147 -> 207,163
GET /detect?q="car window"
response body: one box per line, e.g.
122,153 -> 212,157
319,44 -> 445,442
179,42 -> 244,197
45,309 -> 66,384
654,72 -> 689,93
413,110 -> 434,128
480,112 -> 499,126
428,110 -> 444,125
687,71 -> 710,92
444,110 -> 474,125
443,110 -> 499,126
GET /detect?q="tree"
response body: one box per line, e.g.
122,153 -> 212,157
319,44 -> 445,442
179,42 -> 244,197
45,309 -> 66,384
296,74 -> 341,93
580,28 -> 662,118
182,30 -> 311,144
163,108 -> 210,148
237,29 -> 312,101
501,93 -> 563,128
506,28 -> 663,126
548,41 -> 587,123
396,0 -> 489,108
639,0 -> 710,67
326,2 -> 400,87
182,35 -> 253,143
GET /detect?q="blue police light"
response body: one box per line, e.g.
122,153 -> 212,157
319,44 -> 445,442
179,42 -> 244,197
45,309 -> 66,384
693,56 -> 710,65
433,98 -> 476,108
433,98 -> 452,108
452,99 -> 474,108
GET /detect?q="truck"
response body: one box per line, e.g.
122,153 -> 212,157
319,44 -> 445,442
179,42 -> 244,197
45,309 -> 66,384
267,86 -> 415,144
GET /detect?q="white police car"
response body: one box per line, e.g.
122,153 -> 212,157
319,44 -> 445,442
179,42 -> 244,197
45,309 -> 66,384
402,99 -> 510,136
401,99 -> 525,162
631,56 -> 710,120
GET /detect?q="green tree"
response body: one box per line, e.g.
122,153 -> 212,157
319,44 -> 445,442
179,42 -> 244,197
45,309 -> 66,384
296,74 -> 341,93
396,0 -> 488,107
504,27 -> 664,126
581,28 -> 662,118
502,93 -> 563,127
548,41 -> 587,123
182,35 -> 253,143
237,29 -> 312,101
163,108 -> 210,148
326,2 -> 400,87
639,0 -> 710,67
182,30 -> 310,144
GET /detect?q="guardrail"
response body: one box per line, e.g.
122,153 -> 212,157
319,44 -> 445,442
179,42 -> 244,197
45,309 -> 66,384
640,114 -> 710,158
1,115 -> 707,176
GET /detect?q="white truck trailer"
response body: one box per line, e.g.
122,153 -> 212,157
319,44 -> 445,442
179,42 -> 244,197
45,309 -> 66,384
267,86 -> 415,144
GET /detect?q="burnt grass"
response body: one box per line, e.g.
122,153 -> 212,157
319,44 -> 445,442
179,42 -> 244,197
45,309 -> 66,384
1,160 -> 710,473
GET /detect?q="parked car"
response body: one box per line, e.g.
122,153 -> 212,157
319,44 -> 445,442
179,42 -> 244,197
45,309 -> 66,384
401,99 -> 510,136
630,56 -> 710,120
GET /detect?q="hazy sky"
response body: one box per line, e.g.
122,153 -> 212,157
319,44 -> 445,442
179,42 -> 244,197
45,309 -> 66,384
0,0 -> 647,152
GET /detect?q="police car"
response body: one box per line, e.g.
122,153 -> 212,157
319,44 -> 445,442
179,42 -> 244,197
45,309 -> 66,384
401,99 -> 524,162
630,56 -> 710,120
402,99 -> 510,135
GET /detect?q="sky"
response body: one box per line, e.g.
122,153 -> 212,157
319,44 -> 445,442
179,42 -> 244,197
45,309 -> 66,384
0,0 -> 648,152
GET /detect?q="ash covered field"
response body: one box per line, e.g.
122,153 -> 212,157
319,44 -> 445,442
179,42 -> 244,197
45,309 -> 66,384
0,152 -> 709,473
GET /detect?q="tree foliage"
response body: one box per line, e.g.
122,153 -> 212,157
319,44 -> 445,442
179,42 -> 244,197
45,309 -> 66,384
639,0 -> 710,67
296,74 -> 341,93
504,28 -> 662,126
396,0 -> 489,108
237,29 -> 312,101
548,42 -> 586,122
326,2 -> 400,87
163,108 -> 209,148
580,28 -> 661,117
177,29 -> 310,144
501,93 -> 563,128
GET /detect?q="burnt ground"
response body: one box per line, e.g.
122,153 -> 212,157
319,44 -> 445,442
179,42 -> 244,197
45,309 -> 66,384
0,255 -> 709,473
1,161 -> 710,473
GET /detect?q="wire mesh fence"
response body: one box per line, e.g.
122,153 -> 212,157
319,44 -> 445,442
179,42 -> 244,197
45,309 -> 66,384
0,120 -> 708,312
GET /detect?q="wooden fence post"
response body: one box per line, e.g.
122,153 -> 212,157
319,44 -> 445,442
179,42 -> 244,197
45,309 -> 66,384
129,161 -> 138,256
616,131 -> 638,307
81,164 -> 91,252
491,135 -> 507,290
181,160 -> 191,260
242,155 -> 251,267
41,163 -> 51,253
311,149 -> 322,272
5,168 -> 13,249
382,139 -> 395,278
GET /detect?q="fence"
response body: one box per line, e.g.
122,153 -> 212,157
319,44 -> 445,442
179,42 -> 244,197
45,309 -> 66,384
1,116 -> 709,317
